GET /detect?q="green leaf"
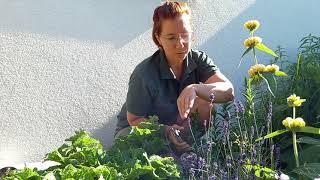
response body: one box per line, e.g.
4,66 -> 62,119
4,168 -> 41,180
241,46 -> 253,58
238,47 -> 253,68
274,70 -> 288,76
297,136 -> 320,145
43,172 -> 57,180
256,43 -> 279,57
243,164 -> 276,179
256,129 -> 288,141
292,163 -> 320,179
296,126 -> 320,135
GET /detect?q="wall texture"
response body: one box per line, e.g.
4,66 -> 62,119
0,0 -> 319,167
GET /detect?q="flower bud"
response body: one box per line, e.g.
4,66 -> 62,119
244,20 -> 260,31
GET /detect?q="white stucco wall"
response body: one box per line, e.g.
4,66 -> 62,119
0,0 -> 319,167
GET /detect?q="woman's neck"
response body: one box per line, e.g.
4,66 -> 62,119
169,62 -> 184,80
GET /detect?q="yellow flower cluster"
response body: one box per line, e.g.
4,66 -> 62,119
287,94 -> 306,107
248,64 -> 265,77
243,36 -> 262,48
282,117 -> 306,129
248,64 -> 280,77
264,64 -> 280,73
244,20 -> 260,31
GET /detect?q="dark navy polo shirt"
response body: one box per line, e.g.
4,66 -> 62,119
116,49 -> 219,128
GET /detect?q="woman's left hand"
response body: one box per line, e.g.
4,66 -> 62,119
177,84 -> 197,119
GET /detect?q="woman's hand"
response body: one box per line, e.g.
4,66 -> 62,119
165,124 -> 190,152
177,84 -> 197,119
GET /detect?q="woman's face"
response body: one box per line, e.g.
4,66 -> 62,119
157,14 -> 192,64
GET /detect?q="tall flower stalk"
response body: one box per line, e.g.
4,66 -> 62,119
285,94 -> 306,168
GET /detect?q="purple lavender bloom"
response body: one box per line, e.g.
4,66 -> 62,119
221,170 -> 228,180
209,93 -> 215,103
180,152 -> 206,176
223,111 -> 231,145
212,161 -> 218,170
266,101 -> 272,124
233,173 -> 239,180
251,168 -> 256,180
236,100 -> 245,114
275,144 -> 281,170
189,168 -> 195,177
224,111 -> 231,121
234,100 -> 240,114
209,174 -> 217,180
237,153 -> 246,165
197,157 -> 205,169
226,155 -> 232,168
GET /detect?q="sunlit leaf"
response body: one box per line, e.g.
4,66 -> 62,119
295,126 -> 320,135
256,129 -> 288,141
274,70 -> 288,76
256,43 -> 278,57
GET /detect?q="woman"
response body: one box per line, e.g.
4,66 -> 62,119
115,1 -> 234,152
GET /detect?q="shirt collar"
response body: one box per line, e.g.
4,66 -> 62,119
159,49 -> 197,80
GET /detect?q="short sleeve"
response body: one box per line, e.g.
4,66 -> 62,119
126,71 -> 152,117
194,50 -> 219,82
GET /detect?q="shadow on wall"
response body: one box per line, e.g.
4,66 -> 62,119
0,0 -> 159,48
91,115 -> 117,148
199,0 -> 320,95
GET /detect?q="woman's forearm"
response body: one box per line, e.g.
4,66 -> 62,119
127,112 -> 145,126
193,82 -> 234,103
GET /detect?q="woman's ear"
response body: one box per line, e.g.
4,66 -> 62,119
156,35 -> 162,47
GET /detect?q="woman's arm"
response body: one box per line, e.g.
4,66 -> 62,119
127,111 -> 145,126
177,71 -> 234,119
195,71 -> 234,102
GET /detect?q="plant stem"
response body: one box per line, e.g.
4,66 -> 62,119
253,48 -> 258,64
293,107 -> 296,119
292,131 -> 299,168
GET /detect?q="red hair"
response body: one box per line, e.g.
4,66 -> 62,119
152,1 -> 191,47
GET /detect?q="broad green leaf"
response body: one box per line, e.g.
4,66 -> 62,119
296,126 -> 320,135
243,164 -> 276,179
274,70 -> 288,76
297,136 -> 320,145
43,172 -> 57,180
256,129 -> 288,141
256,43 -> 278,57
292,163 -> 320,179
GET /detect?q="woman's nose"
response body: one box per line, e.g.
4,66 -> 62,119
175,37 -> 185,48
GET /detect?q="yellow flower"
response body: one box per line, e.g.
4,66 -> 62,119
264,64 -> 280,73
287,94 -> 306,107
295,117 -> 306,127
243,36 -> 262,48
282,117 -> 306,129
282,117 -> 291,127
244,20 -> 260,31
248,64 -> 266,77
